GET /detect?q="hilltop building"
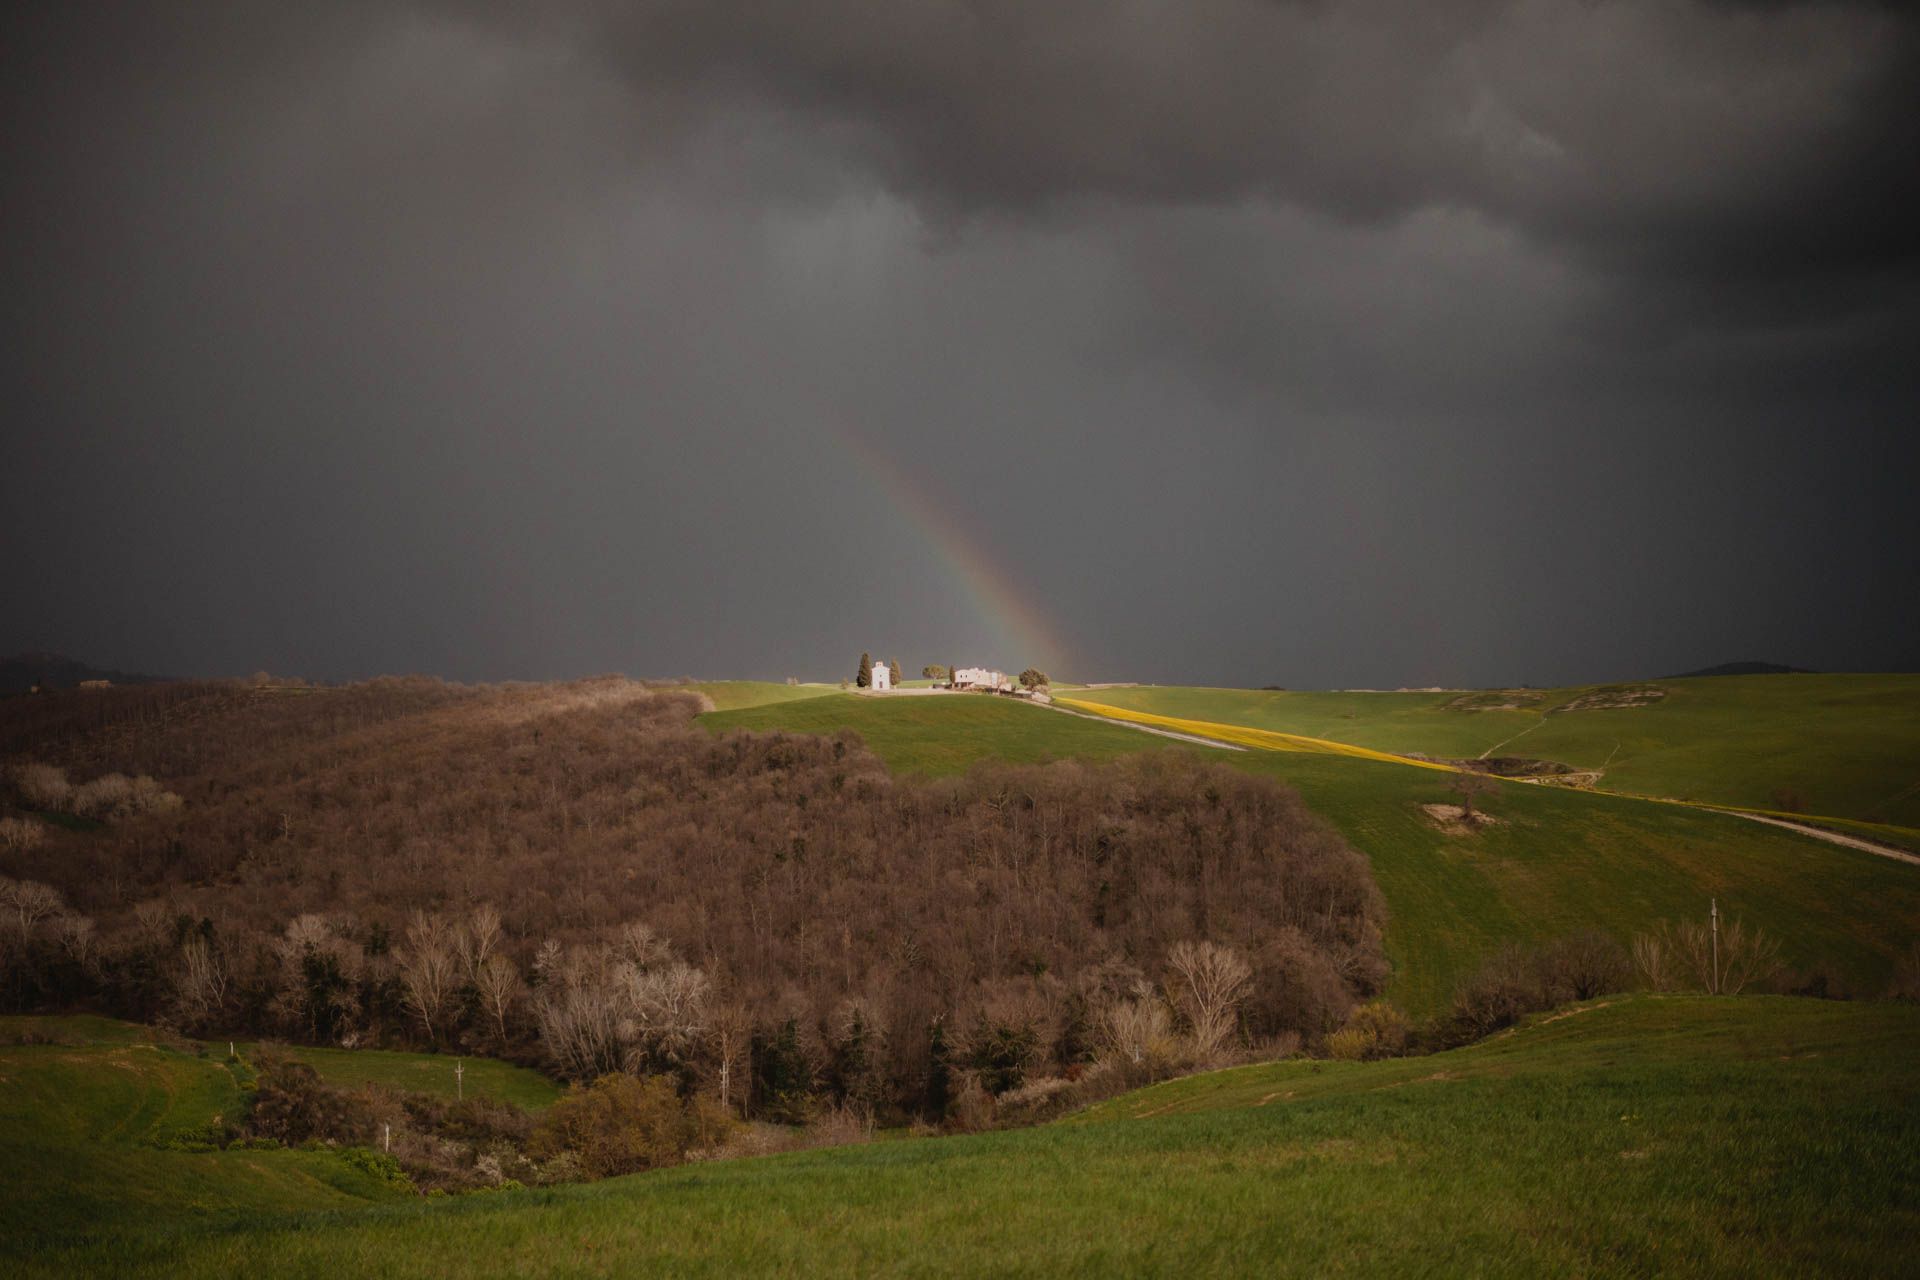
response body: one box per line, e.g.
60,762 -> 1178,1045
952,667 -> 1011,692
871,661 -> 891,692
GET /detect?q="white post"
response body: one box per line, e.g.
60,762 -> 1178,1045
383,1122 -> 391,1153
455,1060 -> 465,1101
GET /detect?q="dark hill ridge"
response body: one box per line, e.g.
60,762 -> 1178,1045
1664,661 -> 1817,679
0,652 -> 167,695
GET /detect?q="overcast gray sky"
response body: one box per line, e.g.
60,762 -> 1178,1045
4,2 -> 1915,688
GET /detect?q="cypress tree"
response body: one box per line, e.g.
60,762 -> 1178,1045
924,1018 -> 952,1119
856,652 -> 872,688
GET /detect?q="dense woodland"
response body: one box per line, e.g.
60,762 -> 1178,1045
0,678 -> 1388,1127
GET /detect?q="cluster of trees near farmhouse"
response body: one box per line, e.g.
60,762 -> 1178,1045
0,678 -> 1389,1133
855,655 -> 1050,690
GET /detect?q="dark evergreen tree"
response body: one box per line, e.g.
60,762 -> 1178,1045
751,1018 -> 815,1124
856,653 -> 873,689
923,1018 -> 953,1119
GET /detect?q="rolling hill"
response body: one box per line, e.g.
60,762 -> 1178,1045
702,691 -> 1920,1013
1055,674 -> 1920,831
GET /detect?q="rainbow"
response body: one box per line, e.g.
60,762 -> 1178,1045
838,428 -> 1074,676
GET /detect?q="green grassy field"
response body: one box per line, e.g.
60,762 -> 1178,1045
689,680 -> 841,711
232,1042 -> 561,1111
0,1022 -> 410,1256
13,997 -> 1916,1277
1061,675 -> 1920,831
702,694 -> 1920,1013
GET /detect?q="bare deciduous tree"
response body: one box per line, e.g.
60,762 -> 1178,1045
1165,940 -> 1252,1063
1449,771 -> 1496,822
475,952 -> 522,1043
461,903 -> 504,983
0,877 -> 65,941
1634,914 -> 1782,995
395,911 -> 461,1043
1098,980 -> 1173,1067
0,817 -> 46,851
176,935 -> 228,1024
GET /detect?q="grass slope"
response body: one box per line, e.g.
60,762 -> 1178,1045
1063,675 -> 1920,830
0,1025 -> 405,1257
18,997 -> 1917,1277
689,681 -> 841,712
701,695 -> 1920,1013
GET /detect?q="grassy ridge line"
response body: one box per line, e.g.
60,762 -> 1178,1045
1062,676 -> 1920,827
1058,695 -> 1920,860
18,997 -> 1919,1278
1054,696 -> 1461,772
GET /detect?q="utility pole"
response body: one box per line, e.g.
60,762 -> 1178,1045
383,1122 -> 391,1153
1710,898 -> 1720,995
455,1060 -> 465,1101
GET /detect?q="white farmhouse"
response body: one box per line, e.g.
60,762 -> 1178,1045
871,661 -> 892,692
952,666 -> 1010,691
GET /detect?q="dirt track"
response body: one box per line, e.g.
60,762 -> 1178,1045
1717,810 -> 1920,868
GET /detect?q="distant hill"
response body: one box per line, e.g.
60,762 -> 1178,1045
1664,661 -> 1817,679
0,652 -> 167,695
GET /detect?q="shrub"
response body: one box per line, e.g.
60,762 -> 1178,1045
1327,1000 -> 1411,1061
1536,931 -> 1631,1003
529,1074 -> 731,1180
1632,917 -> 1782,995
1453,946 -> 1547,1036
247,1051 -> 373,1145
339,1147 -> 416,1193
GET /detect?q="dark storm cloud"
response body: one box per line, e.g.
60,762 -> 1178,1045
524,1 -> 1920,292
2,2 -> 1915,687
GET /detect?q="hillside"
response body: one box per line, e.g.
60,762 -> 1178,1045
13,997 -> 1915,1277
1057,675 -> 1920,830
702,692 -> 1920,1013
0,677 -> 1391,1122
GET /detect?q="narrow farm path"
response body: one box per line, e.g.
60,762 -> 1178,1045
1712,809 -> 1920,868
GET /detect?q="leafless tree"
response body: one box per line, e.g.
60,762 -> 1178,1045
395,911 -> 461,1043
1449,771 -> 1497,822
1635,915 -> 1782,995
0,877 -> 65,941
0,817 -> 45,852
176,935 -> 228,1023
1165,940 -> 1252,1062
709,1002 -> 752,1111
460,903 -> 503,984
1632,930 -> 1675,992
12,762 -> 72,811
1098,980 -> 1173,1067
475,952 -> 523,1043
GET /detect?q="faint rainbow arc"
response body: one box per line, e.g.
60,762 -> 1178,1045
838,429 -> 1074,675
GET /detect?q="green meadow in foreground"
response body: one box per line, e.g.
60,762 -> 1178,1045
0,1017 -> 560,1252
10,997 -> 1915,1277
1061,674 -> 1920,831
703,693 -> 1920,1013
